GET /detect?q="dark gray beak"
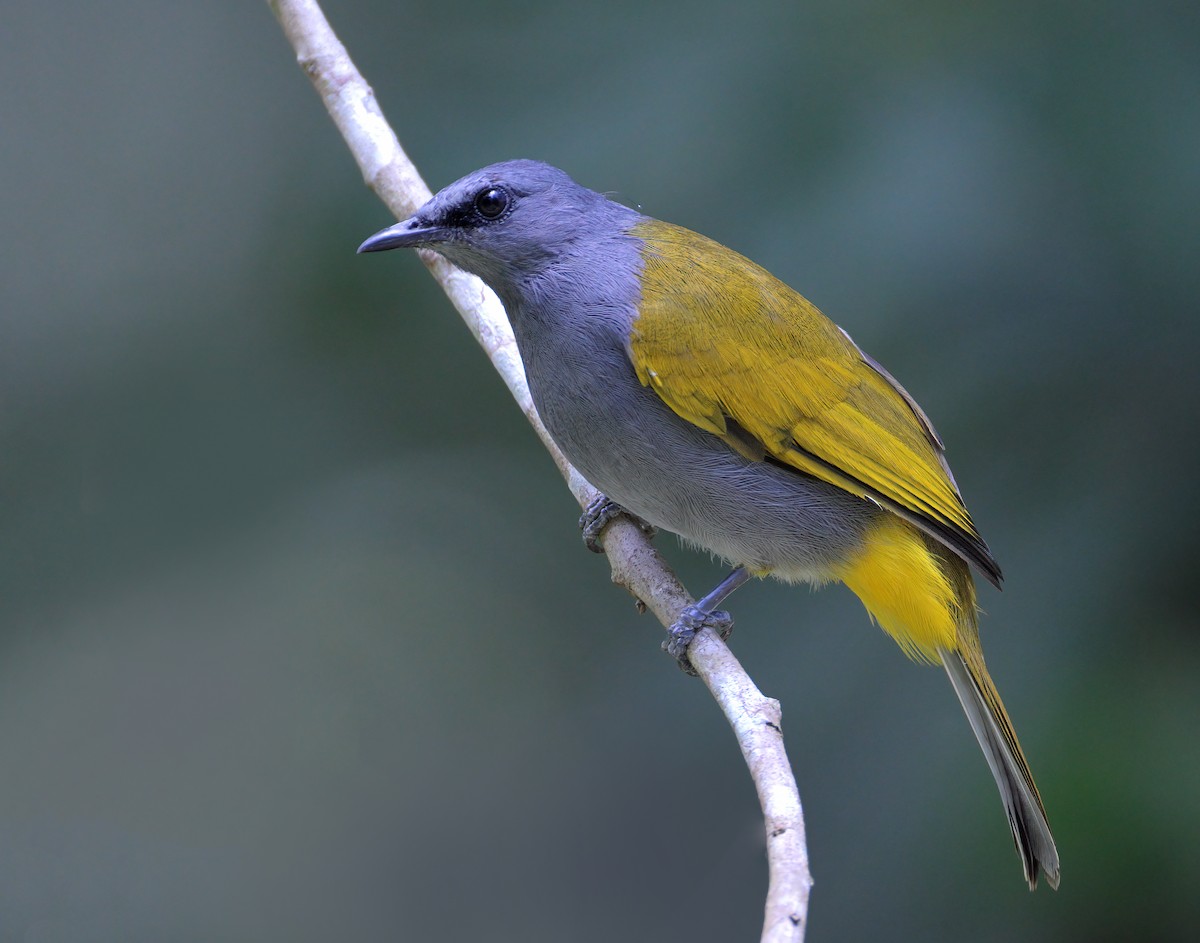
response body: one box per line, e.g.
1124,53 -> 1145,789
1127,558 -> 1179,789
357,216 -> 445,253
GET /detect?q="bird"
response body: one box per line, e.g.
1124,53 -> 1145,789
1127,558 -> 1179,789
358,159 -> 1060,889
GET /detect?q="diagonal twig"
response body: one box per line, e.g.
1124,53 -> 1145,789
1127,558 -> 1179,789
268,1 -> 812,937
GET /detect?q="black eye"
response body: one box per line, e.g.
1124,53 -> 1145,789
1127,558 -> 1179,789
474,186 -> 510,220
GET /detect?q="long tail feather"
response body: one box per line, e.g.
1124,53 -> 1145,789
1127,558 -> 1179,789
941,646 -> 1060,889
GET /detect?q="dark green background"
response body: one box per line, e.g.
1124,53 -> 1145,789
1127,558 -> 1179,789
2,1 -> 1196,940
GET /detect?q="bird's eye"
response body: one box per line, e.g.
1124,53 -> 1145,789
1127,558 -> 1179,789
474,186 -> 510,220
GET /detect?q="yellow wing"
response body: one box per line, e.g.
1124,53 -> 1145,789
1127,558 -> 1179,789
630,220 -> 1000,585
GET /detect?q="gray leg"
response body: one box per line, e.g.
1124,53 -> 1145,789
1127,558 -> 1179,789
665,566 -> 754,674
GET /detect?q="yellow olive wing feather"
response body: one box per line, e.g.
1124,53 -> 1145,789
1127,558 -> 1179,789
630,220 -> 1000,585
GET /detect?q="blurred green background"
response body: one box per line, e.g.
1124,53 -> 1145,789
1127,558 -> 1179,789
2,1 -> 1197,940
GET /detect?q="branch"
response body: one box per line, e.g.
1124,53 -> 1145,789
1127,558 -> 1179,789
268,2 -> 812,937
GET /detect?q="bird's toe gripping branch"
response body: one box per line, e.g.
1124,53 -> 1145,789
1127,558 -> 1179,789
579,493 -> 657,554
662,566 -> 753,674
663,604 -> 735,675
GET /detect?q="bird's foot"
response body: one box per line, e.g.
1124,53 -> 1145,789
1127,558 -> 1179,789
579,494 -> 656,554
663,605 -> 734,675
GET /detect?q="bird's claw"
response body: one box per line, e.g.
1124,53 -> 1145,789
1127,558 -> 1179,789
663,604 -> 734,674
579,494 -> 656,553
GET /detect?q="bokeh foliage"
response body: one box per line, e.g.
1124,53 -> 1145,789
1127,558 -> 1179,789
1,1 -> 1196,939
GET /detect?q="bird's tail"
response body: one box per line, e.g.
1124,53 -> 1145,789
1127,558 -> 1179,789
940,617 -> 1060,889
838,517 -> 1060,887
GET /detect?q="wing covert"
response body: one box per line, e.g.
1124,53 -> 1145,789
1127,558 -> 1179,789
630,220 -> 1001,585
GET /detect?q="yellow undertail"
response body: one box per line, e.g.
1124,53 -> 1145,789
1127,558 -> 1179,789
835,515 -> 1060,888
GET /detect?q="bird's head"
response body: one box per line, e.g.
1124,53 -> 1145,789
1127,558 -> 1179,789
358,159 -> 627,289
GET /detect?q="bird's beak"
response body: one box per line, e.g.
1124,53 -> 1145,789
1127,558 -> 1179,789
357,216 -> 445,253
